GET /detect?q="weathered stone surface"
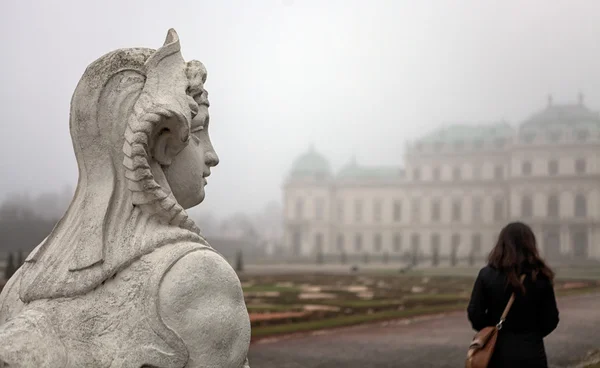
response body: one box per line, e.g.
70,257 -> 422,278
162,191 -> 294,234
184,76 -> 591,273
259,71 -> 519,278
0,29 -> 251,367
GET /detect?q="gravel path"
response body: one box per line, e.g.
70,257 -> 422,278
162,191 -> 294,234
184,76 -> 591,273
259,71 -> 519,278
247,293 -> 600,368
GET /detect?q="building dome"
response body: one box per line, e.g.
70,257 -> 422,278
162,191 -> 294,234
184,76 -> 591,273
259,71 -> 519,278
289,145 -> 332,179
520,94 -> 600,131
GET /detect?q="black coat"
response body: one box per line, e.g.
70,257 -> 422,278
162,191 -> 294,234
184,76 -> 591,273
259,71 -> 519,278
467,265 -> 560,368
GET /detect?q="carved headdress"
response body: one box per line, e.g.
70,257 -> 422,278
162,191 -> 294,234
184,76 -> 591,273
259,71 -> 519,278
19,29 -> 208,302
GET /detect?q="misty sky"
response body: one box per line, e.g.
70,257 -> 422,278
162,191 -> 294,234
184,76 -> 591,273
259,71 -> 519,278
1,0 -> 599,218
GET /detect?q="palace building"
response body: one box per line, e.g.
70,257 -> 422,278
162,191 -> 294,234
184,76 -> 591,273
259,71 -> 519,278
282,96 -> 600,264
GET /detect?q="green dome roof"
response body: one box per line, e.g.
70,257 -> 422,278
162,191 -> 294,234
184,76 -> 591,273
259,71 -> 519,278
338,157 -> 404,179
290,146 -> 331,178
520,99 -> 600,132
417,122 -> 514,144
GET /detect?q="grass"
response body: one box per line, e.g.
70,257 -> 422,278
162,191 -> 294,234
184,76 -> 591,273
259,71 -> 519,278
251,303 -> 466,338
243,285 -> 300,293
247,304 -> 303,312
325,299 -> 403,308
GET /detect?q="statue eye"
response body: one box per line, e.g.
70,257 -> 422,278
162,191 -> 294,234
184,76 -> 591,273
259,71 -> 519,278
191,125 -> 204,134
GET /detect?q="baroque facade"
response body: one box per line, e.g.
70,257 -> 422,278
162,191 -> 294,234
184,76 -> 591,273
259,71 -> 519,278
283,97 -> 600,264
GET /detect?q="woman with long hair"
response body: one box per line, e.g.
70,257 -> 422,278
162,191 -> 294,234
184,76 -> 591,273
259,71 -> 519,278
467,222 -> 559,368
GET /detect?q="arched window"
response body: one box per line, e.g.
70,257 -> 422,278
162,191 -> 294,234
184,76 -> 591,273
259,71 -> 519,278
393,233 -> 402,252
336,234 -> 345,252
295,198 -> 304,219
548,160 -> 558,176
575,159 -> 587,174
521,195 -> 533,217
431,233 -> 440,266
413,168 -> 421,181
575,194 -> 587,217
432,166 -> 441,180
494,165 -> 504,180
411,233 -> 420,253
315,233 -> 323,253
522,161 -> 532,176
315,198 -> 324,220
452,199 -> 462,221
431,199 -> 441,222
373,234 -> 382,252
354,233 -> 363,252
547,194 -> 559,217
471,233 -> 482,254
493,198 -> 504,221
452,167 -> 462,181
472,197 -> 482,222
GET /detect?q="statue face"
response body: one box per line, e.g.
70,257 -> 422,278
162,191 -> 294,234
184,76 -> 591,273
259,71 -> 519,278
163,87 -> 219,209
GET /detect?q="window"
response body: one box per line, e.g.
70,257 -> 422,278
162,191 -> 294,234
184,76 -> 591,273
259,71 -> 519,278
454,140 -> 464,150
473,165 -> 482,180
472,197 -> 482,222
292,231 -> 302,256
548,131 -> 561,143
354,233 -> 363,251
494,165 -> 504,180
575,194 -> 587,217
411,199 -> 421,222
451,234 -> 461,250
295,198 -> 304,219
575,159 -> 586,174
473,139 -> 483,149
495,138 -> 506,148
315,233 -> 323,252
521,133 -> 535,143
373,200 -> 382,222
471,234 -> 482,254
373,234 -> 382,252
315,198 -> 324,220
521,196 -> 533,217
432,167 -> 441,180
452,200 -> 462,222
413,168 -> 421,181
548,160 -> 558,176
336,234 -> 345,252
431,233 -> 440,265
522,161 -> 532,176
434,142 -> 443,152
410,234 -> 420,253
431,233 -> 440,249
393,201 -> 402,222
452,167 -> 461,181
494,199 -> 504,222
337,201 -> 344,222
577,130 -> 590,142
431,200 -> 441,222
354,200 -> 363,222
547,194 -> 559,217
393,233 -> 402,252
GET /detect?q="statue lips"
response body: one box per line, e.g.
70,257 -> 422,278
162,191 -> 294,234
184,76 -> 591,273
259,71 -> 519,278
202,171 -> 211,186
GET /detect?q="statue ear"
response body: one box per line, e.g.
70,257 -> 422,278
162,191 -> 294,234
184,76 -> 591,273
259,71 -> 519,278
151,116 -> 189,166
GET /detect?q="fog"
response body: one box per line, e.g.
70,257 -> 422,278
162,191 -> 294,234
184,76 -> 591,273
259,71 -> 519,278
1,0 -> 599,218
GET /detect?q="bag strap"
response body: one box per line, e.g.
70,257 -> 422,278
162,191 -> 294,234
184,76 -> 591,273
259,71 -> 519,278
497,274 -> 526,330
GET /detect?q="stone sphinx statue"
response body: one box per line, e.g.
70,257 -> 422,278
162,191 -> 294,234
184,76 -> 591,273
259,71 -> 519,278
0,29 -> 251,367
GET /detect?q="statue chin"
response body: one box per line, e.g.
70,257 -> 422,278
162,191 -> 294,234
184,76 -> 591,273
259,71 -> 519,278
176,187 -> 205,210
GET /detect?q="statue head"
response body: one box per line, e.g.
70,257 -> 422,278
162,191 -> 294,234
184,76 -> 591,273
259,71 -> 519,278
19,29 -> 218,301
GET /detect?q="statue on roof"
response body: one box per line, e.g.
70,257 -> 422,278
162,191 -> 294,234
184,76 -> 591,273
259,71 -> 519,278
0,29 -> 251,368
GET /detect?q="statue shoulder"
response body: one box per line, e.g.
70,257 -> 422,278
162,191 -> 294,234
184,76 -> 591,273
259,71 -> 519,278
158,246 -> 250,367
158,247 -> 245,312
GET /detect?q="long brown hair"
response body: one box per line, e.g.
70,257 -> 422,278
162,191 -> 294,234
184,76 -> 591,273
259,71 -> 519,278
488,222 -> 555,294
